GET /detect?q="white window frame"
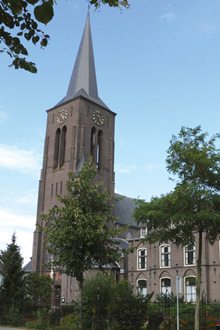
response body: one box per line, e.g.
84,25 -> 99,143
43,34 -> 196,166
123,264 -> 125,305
184,276 -> 196,302
140,227 -> 147,238
160,277 -> 171,295
137,248 -> 147,270
184,244 -> 196,266
219,240 -> 220,263
160,244 -> 171,268
137,279 -> 147,296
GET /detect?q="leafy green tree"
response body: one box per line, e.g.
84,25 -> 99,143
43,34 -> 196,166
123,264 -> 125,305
25,272 -> 53,306
1,0 -> 130,72
40,157 -> 124,319
134,126 -> 220,330
0,234 -> 25,322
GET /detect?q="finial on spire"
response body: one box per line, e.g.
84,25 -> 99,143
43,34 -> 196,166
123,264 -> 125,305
87,0 -> 90,15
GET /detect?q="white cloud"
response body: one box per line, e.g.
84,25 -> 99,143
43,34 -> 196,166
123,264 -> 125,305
0,209 -> 35,230
159,13 -> 177,23
17,190 -> 38,205
0,209 -> 36,266
0,110 -> 7,123
0,144 -> 41,177
115,164 -> 138,174
144,163 -> 163,171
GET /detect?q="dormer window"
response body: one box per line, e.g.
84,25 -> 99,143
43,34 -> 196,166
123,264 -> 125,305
141,227 -> 147,238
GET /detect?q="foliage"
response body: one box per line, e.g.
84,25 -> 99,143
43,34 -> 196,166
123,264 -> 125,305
147,309 -> 164,330
40,157 -> 125,316
82,274 -> 152,330
114,279 -> 152,330
24,318 -> 38,329
48,305 -> 63,326
35,307 -> 50,329
3,303 -> 20,326
0,0 -> 52,72
25,272 -> 53,307
61,302 -> 79,317
1,0 -> 129,72
82,272 -> 116,329
59,313 -> 81,330
156,292 -> 184,307
134,126 -> 220,330
0,233 -> 25,322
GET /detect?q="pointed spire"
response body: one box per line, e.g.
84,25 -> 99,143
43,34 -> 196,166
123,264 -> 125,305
56,14 -> 108,109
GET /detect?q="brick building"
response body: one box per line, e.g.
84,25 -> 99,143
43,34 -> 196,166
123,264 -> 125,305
127,233 -> 220,302
31,13 -> 220,303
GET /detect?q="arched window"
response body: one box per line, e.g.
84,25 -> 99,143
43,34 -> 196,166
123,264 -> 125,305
97,130 -> 103,168
161,278 -> 171,295
60,126 -> 67,167
54,128 -> 60,168
185,276 -> 196,302
90,127 -> 96,162
137,279 -> 147,296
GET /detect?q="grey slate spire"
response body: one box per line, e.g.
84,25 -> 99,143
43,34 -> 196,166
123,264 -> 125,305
56,14 -> 108,109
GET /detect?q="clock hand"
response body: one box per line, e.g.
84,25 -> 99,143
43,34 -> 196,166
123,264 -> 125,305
97,115 -> 101,124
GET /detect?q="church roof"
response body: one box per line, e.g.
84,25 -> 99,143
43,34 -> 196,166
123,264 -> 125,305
56,14 -> 109,109
22,260 -> 32,273
114,193 -> 139,228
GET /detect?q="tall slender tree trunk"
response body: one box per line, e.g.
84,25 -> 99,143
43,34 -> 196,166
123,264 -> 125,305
79,276 -> 84,329
195,230 -> 202,330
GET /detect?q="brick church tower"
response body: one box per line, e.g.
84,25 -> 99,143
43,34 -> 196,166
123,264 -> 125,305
31,14 -> 116,287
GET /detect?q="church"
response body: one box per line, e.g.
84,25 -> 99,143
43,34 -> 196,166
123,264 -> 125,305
31,13 -> 220,304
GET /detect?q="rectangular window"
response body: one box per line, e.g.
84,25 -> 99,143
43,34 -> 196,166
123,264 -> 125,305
185,244 -> 196,265
161,245 -> 171,267
51,184 -> 53,197
138,249 -> 147,269
141,227 -> 147,238
185,277 -> 196,302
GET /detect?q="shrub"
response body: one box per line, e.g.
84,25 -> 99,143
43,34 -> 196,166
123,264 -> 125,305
59,314 -> 80,329
147,310 -> 164,330
156,292 -> 184,307
48,305 -> 63,326
114,279 -> 152,330
82,272 -> 115,329
3,303 -> 21,326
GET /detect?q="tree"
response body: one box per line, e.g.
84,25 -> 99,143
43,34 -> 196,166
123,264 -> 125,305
134,126 -> 220,330
0,234 -> 25,322
1,0 -> 130,73
25,272 -> 53,306
82,272 -> 116,329
114,279 -> 152,330
40,157 -> 124,319
82,274 -> 152,330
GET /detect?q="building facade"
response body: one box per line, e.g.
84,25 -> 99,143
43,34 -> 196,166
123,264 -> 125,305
31,14 -> 220,304
31,14 -> 139,303
127,230 -> 220,302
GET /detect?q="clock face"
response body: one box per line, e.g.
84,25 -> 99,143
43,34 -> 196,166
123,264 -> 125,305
57,108 -> 68,124
92,109 -> 104,126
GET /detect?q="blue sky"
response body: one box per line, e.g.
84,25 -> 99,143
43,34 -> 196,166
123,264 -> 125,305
1,0 -> 220,265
